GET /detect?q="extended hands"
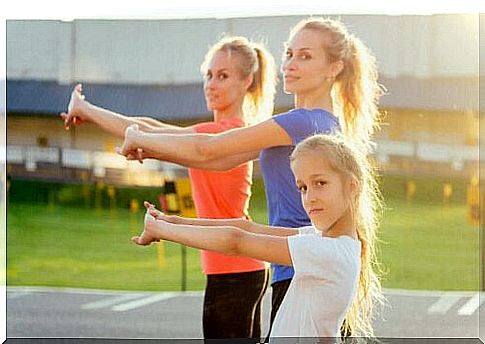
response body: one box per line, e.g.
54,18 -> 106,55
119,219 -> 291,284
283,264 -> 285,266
116,124 -> 145,163
131,202 -> 170,246
60,84 -> 91,130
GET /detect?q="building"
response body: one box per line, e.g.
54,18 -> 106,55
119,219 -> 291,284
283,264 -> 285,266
6,14 -> 481,186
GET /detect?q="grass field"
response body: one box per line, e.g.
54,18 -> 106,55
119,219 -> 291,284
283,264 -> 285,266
6,176 -> 481,291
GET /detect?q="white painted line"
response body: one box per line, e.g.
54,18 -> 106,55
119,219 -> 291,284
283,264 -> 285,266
6,286 -> 204,297
82,293 -> 145,310
7,291 -> 32,299
111,293 -> 178,312
383,288 -> 477,298
458,293 -> 484,316
428,294 -> 462,314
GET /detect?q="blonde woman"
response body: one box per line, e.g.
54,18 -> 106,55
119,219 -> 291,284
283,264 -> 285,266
134,134 -> 384,340
61,36 -> 277,340
117,17 -> 384,332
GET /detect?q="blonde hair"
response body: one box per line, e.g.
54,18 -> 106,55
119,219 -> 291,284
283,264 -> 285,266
290,134 -> 385,338
289,17 -> 385,149
200,36 -> 277,125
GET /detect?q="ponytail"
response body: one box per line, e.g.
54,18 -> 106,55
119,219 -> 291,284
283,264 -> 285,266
333,34 -> 385,150
245,43 -> 277,124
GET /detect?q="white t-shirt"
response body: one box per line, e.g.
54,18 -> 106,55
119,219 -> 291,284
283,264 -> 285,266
270,226 -> 361,342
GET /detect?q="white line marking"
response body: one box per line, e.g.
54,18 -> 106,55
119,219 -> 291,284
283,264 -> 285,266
7,291 -> 32,299
81,293 -> 145,310
111,293 -> 178,311
458,293 -> 484,316
428,294 -> 462,314
6,286 -> 204,297
383,288 -> 477,298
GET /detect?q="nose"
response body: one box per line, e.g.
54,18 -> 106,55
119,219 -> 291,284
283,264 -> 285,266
204,77 -> 215,91
282,56 -> 296,73
303,187 -> 317,205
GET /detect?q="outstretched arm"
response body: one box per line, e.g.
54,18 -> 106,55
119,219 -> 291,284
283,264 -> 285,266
133,210 -> 293,266
130,149 -> 260,171
60,84 -> 194,138
118,116 -> 292,166
144,202 -> 298,237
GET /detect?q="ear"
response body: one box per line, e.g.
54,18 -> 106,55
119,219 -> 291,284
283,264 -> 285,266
348,177 -> 359,199
330,60 -> 344,78
244,73 -> 254,90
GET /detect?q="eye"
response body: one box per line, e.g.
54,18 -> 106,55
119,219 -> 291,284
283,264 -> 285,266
297,184 -> 307,193
284,50 -> 293,60
315,180 -> 327,187
217,73 -> 228,80
300,53 -> 311,60
204,71 -> 213,81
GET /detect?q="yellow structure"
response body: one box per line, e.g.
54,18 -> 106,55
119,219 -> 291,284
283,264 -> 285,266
406,180 -> 416,202
156,178 -> 197,270
467,175 -> 479,225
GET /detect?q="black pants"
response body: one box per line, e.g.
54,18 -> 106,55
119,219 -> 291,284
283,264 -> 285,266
203,269 -> 269,341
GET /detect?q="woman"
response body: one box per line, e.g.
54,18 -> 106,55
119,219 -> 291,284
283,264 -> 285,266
117,17 -> 384,331
61,36 -> 277,340
134,133 -> 384,340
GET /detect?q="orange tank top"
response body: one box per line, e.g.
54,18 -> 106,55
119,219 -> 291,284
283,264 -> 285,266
188,118 -> 266,275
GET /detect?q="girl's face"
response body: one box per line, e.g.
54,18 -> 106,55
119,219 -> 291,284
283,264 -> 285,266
203,50 -> 252,113
281,28 -> 338,96
291,150 -> 354,232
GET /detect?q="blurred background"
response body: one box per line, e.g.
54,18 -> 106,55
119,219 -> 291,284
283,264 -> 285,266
4,14 -> 482,295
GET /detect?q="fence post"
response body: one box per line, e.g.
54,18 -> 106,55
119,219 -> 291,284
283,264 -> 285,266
480,180 -> 485,291
160,180 -> 186,291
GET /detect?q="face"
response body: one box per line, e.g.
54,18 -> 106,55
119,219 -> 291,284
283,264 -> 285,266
281,28 -> 339,95
291,150 -> 354,232
203,50 -> 252,112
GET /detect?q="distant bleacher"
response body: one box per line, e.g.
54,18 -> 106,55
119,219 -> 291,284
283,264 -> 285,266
6,139 -> 480,186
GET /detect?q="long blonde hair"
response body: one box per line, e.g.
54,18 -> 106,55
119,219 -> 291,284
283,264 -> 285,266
200,36 -> 277,125
289,17 -> 385,149
290,134 -> 385,338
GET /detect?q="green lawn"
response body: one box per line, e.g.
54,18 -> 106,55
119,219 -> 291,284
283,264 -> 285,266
378,199 -> 479,290
6,176 -> 481,291
7,204 -> 205,291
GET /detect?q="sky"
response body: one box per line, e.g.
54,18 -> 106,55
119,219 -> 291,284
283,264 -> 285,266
1,0 -> 483,81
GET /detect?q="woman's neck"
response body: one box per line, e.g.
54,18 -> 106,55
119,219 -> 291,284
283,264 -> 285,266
294,86 -> 333,113
213,103 -> 245,123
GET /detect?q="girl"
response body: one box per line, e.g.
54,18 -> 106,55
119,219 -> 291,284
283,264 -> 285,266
61,36 -> 277,340
133,134 -> 384,340
117,17 -> 384,329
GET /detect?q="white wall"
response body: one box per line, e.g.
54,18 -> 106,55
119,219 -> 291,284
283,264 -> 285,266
6,14 -> 479,85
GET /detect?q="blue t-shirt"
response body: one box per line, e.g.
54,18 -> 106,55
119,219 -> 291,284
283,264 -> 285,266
259,108 -> 340,284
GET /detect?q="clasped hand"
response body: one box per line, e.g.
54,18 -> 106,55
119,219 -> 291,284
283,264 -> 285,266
131,201 -> 171,246
116,124 -> 145,163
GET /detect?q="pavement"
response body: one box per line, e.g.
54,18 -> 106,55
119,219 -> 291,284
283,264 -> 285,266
6,286 -> 485,341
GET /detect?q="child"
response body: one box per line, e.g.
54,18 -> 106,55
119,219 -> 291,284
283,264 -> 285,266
133,134 -> 384,341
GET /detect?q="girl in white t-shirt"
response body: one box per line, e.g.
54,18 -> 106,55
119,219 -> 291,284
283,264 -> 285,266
133,134 -> 384,341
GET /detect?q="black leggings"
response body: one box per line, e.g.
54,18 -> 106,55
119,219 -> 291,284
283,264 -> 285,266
203,269 -> 269,340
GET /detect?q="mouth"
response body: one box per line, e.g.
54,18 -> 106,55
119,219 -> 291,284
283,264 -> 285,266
284,75 -> 299,83
308,208 -> 324,215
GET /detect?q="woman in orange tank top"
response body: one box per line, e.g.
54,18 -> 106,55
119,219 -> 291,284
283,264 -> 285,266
61,36 -> 277,341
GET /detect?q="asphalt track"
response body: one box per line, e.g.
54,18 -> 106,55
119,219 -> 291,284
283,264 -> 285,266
6,286 -> 485,340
